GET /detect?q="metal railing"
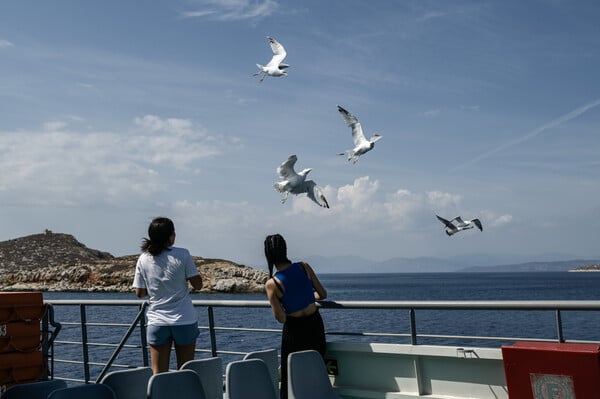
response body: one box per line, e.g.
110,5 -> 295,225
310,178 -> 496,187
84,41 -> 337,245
42,299 -> 600,384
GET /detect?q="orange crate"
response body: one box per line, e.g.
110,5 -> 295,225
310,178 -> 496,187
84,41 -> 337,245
0,293 -> 45,323
0,321 -> 42,353
0,351 -> 45,385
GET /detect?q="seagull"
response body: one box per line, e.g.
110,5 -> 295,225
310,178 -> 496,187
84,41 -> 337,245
436,215 -> 483,236
337,105 -> 382,164
274,155 -> 329,208
254,36 -> 289,83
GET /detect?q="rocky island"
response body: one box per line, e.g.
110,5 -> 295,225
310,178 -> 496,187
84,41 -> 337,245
569,264 -> 600,272
0,231 -> 268,293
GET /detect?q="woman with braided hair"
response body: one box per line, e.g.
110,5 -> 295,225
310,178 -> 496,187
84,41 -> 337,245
264,233 -> 328,399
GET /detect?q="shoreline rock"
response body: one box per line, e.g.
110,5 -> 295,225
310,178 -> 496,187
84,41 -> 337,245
0,232 -> 268,293
569,264 -> 600,272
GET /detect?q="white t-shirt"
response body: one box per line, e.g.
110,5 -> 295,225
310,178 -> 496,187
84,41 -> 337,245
132,246 -> 199,326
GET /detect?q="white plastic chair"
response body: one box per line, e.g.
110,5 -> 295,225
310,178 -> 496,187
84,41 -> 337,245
225,359 -> 278,399
242,348 -> 279,395
180,357 -> 223,399
99,367 -> 153,399
147,369 -> 206,399
287,350 -> 341,399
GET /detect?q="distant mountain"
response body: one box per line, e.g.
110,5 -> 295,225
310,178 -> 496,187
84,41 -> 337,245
303,255 -> 376,273
303,254 -> 600,273
458,259 -> 600,273
304,254 -> 471,273
0,231 -> 113,271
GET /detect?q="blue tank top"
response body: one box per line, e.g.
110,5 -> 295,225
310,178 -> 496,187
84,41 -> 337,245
274,262 -> 315,314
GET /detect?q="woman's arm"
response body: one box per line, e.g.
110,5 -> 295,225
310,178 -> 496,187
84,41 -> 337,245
302,262 -> 327,300
135,288 -> 148,298
265,278 -> 287,323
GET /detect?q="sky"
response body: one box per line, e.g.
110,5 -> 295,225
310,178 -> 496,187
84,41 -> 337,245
1,1 -> 600,269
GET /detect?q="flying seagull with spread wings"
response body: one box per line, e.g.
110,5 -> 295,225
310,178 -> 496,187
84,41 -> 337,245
337,105 -> 382,163
254,36 -> 289,83
274,155 -> 329,208
436,215 -> 483,236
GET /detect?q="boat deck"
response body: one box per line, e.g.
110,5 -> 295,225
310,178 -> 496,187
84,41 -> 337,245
22,299 -> 600,398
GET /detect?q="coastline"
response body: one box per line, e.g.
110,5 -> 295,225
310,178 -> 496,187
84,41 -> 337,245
568,264 -> 600,272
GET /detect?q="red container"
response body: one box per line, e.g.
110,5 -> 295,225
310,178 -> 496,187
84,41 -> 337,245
502,341 -> 600,398
0,321 -> 42,353
0,293 -> 44,322
0,351 -> 45,386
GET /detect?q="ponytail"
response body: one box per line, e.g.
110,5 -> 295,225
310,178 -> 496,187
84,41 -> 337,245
141,217 -> 175,256
264,234 -> 290,276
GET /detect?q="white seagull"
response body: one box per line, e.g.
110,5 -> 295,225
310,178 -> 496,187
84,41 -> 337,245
254,36 -> 289,83
337,105 -> 382,164
274,155 -> 329,208
436,215 -> 483,236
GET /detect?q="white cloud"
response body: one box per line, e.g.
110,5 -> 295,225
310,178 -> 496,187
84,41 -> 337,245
173,199 -> 263,233
418,11 -> 448,22
0,39 -> 14,48
131,115 -> 236,170
419,109 -> 441,118
181,0 -> 278,21
277,176 -> 479,234
480,210 -> 513,227
426,191 -> 462,209
337,176 -> 379,210
493,214 -> 513,226
180,10 -> 217,18
0,115 -> 237,207
44,121 -> 69,131
134,115 -> 194,136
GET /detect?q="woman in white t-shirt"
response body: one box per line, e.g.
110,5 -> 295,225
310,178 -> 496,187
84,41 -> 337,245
132,217 -> 203,373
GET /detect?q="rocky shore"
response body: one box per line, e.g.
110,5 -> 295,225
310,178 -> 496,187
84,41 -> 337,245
569,264 -> 600,272
0,231 -> 268,293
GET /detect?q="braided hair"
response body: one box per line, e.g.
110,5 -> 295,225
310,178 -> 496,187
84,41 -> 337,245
264,234 -> 291,277
141,217 -> 175,256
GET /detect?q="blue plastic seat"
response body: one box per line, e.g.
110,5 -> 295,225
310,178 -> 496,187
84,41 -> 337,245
287,350 -> 341,399
48,384 -> 116,399
225,358 -> 278,399
2,379 -> 68,399
99,367 -> 153,399
243,348 -> 279,395
180,357 -> 223,399
147,369 -> 206,399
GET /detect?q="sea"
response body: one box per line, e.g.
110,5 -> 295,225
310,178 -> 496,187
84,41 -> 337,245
40,272 -> 600,382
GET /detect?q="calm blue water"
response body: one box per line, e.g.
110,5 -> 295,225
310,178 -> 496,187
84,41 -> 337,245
41,272 -> 600,382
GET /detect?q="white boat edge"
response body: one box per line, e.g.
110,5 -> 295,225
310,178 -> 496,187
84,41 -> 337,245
326,341 -> 506,399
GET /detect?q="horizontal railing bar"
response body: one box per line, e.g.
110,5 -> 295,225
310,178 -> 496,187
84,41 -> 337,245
52,358 -> 142,368
45,299 -> 600,310
53,359 -> 85,365
70,323 -> 133,327
319,300 -> 600,310
213,350 -> 247,356
45,300 -> 147,306
327,331 -> 411,337
212,326 -> 281,333
55,323 -> 137,329
416,333 -> 549,342
54,377 -> 83,383
53,341 -> 141,348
